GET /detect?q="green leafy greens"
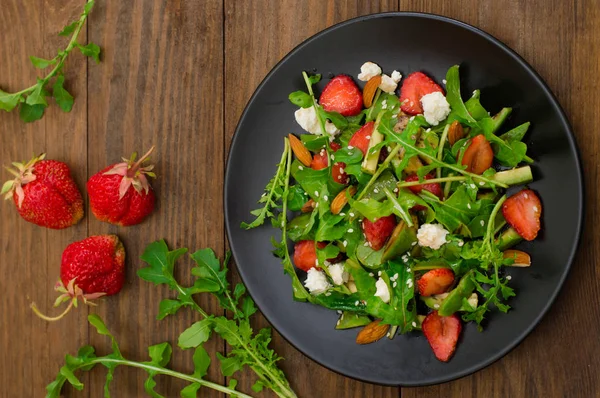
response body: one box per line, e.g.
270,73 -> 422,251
0,0 -> 100,122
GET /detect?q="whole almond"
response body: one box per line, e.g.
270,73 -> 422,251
330,186 -> 357,215
447,120 -> 466,146
503,249 -> 531,267
301,199 -> 316,213
288,134 -> 312,166
356,320 -> 390,345
363,75 -> 382,108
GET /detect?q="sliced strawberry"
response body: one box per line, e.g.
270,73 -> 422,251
502,189 -> 542,241
405,173 -> 443,199
310,149 -> 328,170
461,134 -> 493,175
361,215 -> 397,251
422,311 -> 462,362
417,268 -> 455,297
293,240 -> 327,271
348,121 -> 374,156
319,74 -> 363,117
400,72 -> 444,115
332,162 -> 349,185
330,142 -> 342,152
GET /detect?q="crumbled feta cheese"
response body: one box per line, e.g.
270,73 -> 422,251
379,74 -> 398,93
304,268 -> 331,295
391,70 -> 402,83
357,61 -> 382,81
417,223 -> 449,250
374,277 -> 391,303
294,106 -> 339,136
328,263 -> 349,285
420,91 -> 451,126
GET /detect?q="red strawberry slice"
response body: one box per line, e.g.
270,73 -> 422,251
502,189 -> 542,241
293,241 -> 328,271
405,173 -> 443,199
348,121 -> 375,156
330,142 -> 342,152
417,268 -> 455,296
422,311 -> 462,362
332,162 -> 349,185
361,215 -> 397,251
319,74 -> 363,117
400,72 -> 444,115
310,149 -> 328,170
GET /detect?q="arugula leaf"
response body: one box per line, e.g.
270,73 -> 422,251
178,319 -> 213,349
445,65 -> 478,126
52,75 -> 74,112
300,134 -> 328,151
421,185 -> 478,233
2,0 -> 100,122
288,90 -> 312,108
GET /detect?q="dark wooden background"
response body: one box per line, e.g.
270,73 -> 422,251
1,1 -> 598,397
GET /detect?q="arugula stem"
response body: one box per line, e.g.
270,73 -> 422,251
443,173 -> 455,198
82,358 -> 254,398
366,89 -> 382,121
10,0 -> 91,96
385,126 -> 509,188
383,187 -> 413,227
397,175 -> 466,188
436,123 -> 451,179
356,133 -> 403,201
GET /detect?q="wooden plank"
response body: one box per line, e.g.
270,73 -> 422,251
0,1 -> 89,397
399,1 -> 600,396
86,1 -> 224,397
223,1 -> 399,397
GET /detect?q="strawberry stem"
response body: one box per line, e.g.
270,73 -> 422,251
128,146 -> 155,177
30,300 -> 74,322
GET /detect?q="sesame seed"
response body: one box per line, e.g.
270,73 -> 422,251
470,184 -> 477,189
368,242 -> 372,247
409,116 -> 415,121
348,145 -> 354,149
433,304 -> 440,309
411,241 -> 417,246
366,135 -> 371,140
340,168 -> 345,174
261,193 -> 266,197
524,193 -> 529,199
393,188 -> 399,193
426,128 -> 431,132
533,205 -> 539,212
387,146 -> 392,151
458,240 -> 464,247
298,165 -> 304,170
315,202 -> 319,208
314,191 -> 319,197
506,275 -> 512,280
412,321 -> 417,328
393,273 -> 399,280
337,310 -> 342,314
320,149 -> 326,155
369,272 -> 374,277
336,319 -> 340,325
467,203 -> 471,209
325,292 -> 331,296
315,259 -> 319,265
363,242 -> 369,246
340,212 -> 345,216
349,212 -> 355,217
373,188 -> 379,193
480,220 -> 485,226
348,228 -> 354,233
393,282 -> 398,288
378,271 -> 382,276
479,181 -> 485,186
406,267 -> 410,272
330,154 -> 335,160
323,195 -> 328,201
406,278 -> 412,285
355,301 -> 359,306
348,152 -> 354,156
442,79 -> 447,84
343,240 -> 348,247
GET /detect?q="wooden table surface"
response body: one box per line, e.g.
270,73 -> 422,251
1,1 -> 599,397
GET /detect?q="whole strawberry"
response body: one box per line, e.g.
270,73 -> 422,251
87,146 -> 156,226
31,235 -> 126,321
1,154 -> 83,229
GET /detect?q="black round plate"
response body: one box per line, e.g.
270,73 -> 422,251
225,13 -> 583,386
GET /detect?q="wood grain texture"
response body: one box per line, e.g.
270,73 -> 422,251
398,1 -> 600,397
223,1 -> 399,397
1,0 -> 600,397
0,1 -> 89,397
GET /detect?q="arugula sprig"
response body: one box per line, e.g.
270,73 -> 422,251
137,240 -> 297,398
0,0 -> 100,122
242,139 -> 290,229
46,314 -> 252,398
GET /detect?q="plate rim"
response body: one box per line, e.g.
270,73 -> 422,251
224,11 -> 585,386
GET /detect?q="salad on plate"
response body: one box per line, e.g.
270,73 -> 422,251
242,61 -> 542,362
